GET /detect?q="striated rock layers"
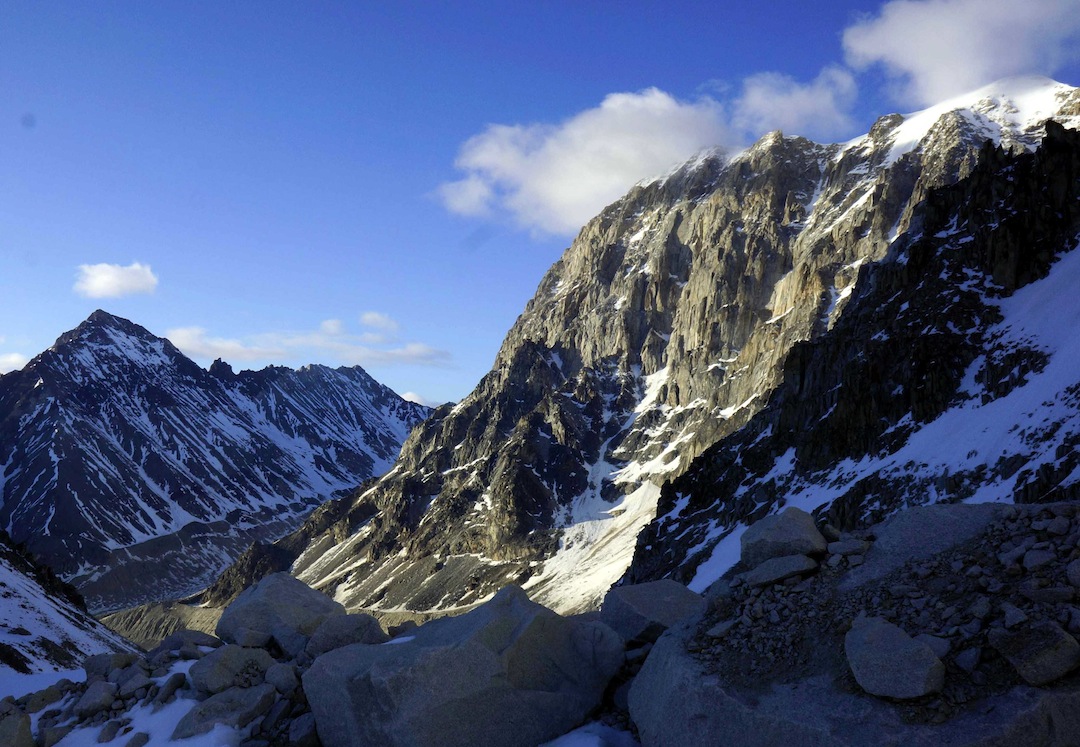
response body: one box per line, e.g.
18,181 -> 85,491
628,115 -> 1080,592
0,311 -> 429,611
220,78 -> 1080,619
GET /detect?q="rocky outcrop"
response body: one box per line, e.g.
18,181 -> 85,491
629,501 -> 1080,745
225,79 -> 1080,621
216,573 -> 346,653
600,579 -> 706,644
0,311 -> 429,612
303,585 -> 624,747
630,116 -> 1080,592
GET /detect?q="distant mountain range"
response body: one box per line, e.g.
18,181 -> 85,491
0,310 -> 429,611
208,76 -> 1080,618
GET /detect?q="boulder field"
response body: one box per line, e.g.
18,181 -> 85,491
4,501 -> 1080,745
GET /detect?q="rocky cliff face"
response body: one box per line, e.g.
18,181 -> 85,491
237,77 -> 1080,616
627,118 -> 1080,592
0,311 -> 429,611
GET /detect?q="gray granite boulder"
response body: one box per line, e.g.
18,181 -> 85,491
305,612 -> 389,658
600,580 -> 705,643
189,644 -> 275,694
989,621 -> 1080,686
171,683 -> 276,740
73,680 -> 118,718
845,617 -> 944,699
216,572 -> 344,650
0,709 -> 33,747
303,585 -> 623,747
741,507 -> 827,568
737,554 -> 818,587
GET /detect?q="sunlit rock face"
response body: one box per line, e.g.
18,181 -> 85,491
238,78 -> 1080,616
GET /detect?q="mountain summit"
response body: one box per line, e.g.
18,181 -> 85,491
0,311 -> 429,611
228,77 -> 1080,619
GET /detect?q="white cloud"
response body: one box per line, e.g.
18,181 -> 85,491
844,0 -> 1080,106
0,352 -> 28,373
166,327 -> 285,361
400,391 -> 440,407
438,88 -> 734,235
733,66 -> 858,142
360,311 -> 400,332
438,78 -> 862,236
167,319 -> 451,370
320,319 -> 344,336
74,262 -> 158,298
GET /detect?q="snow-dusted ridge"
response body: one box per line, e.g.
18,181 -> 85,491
247,77 -> 1080,618
0,311 -> 430,612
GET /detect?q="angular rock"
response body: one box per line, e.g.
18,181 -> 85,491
117,670 -> 153,699
1023,549 -> 1057,572
147,628 -> 222,658
914,634 -> 951,659
265,662 -> 298,696
741,507 -> 827,568
0,711 -> 33,747
289,712 -> 320,747
1066,559 -> 1080,589
845,617 -> 944,699
154,672 -> 187,705
306,613 -> 390,659
827,539 -> 871,556
74,680 -> 119,718
124,734 -> 150,747
171,683 -> 276,740
98,720 -> 122,743
303,585 -> 623,747
189,644 -> 275,695
216,572 -> 345,648
737,554 -> 818,588
988,621 -> 1080,685
83,652 -> 139,682
600,580 -> 705,644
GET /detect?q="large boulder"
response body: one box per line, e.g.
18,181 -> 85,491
189,644 -> 276,694
740,507 -> 826,568
216,573 -> 345,650
989,621 -> 1080,686
303,585 -> 624,747
737,554 -> 818,588
844,617 -> 944,699
171,683 -> 276,740
600,580 -> 705,644
305,612 -> 389,658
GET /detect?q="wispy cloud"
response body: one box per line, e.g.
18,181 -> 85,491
0,352 -> 28,373
167,317 -> 451,370
436,76 -> 861,236
844,0 -> 1080,106
400,391 -> 441,407
74,262 -> 158,298
732,66 -> 858,142
438,88 -> 734,236
166,327 -> 285,361
360,311 -> 400,333
439,0 -> 1080,236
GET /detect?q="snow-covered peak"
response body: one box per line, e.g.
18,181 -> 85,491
859,75 -> 1079,165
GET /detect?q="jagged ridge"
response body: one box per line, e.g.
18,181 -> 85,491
0,311 -> 429,611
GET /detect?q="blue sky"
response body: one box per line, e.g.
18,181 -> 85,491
3,1 -> 1080,404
